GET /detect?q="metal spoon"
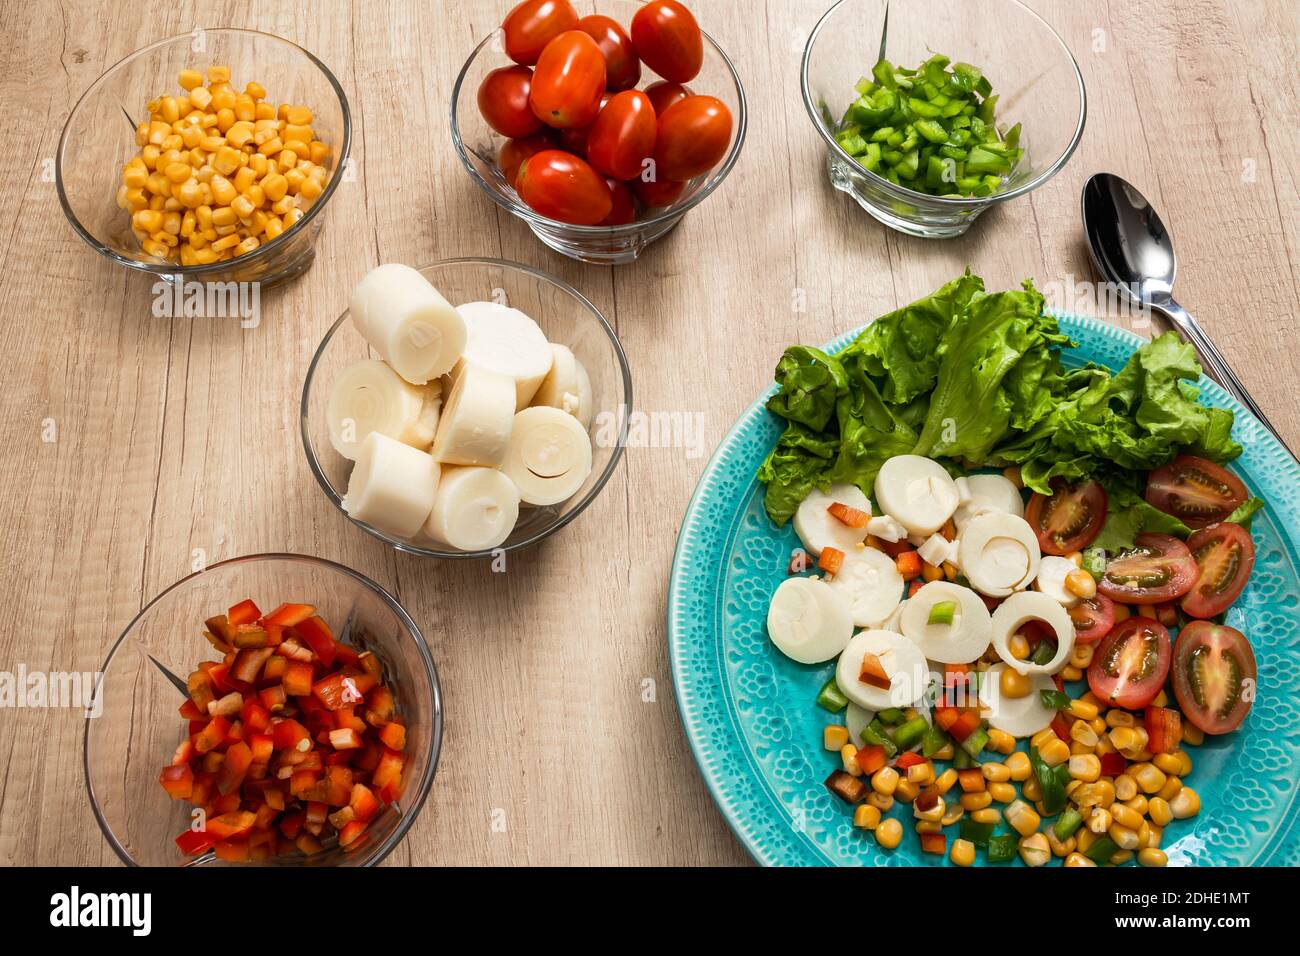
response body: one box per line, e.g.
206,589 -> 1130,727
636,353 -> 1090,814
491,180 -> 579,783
1081,172 -> 1293,457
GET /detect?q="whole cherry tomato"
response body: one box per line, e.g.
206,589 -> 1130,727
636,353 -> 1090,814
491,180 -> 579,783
576,14 -> 641,92
555,93 -> 609,157
644,80 -> 691,115
502,0 -> 578,65
601,179 -> 637,225
516,149 -> 613,224
529,30 -> 607,129
632,174 -> 685,208
653,94 -> 732,181
477,65 -> 544,138
630,0 -> 703,83
499,131 -> 555,186
587,90 -> 657,181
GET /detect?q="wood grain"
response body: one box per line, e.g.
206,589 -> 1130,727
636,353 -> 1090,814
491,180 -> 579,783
0,0 -> 1294,866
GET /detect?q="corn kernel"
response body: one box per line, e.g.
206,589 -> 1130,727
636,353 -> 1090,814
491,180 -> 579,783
1064,852 -> 1096,867
982,762 -> 1010,783
1138,847 -> 1167,867
1131,763 -> 1167,794
894,779 -> 919,803
987,782 -> 1016,803
1182,724 -> 1204,746
875,818 -> 902,850
986,728 -> 1015,755
1005,799 -> 1040,837
1019,832 -> 1050,867
1038,738 -> 1070,767
934,768 -> 958,795
867,791 -> 893,812
841,744 -> 862,777
1169,787 -> 1200,819
871,766 -> 898,796
1004,751 -> 1031,781
210,233 -> 240,252
824,725 -> 849,751
1068,754 -> 1101,782
1109,822 -> 1140,850
234,235 -> 260,256
950,838 -> 975,867
853,804 -> 881,830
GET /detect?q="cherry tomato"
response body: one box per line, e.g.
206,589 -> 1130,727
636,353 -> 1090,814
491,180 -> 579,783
553,93 -> 610,157
1025,478 -> 1107,555
516,149 -> 613,225
587,90 -> 657,181
576,14 -> 641,92
529,30 -> 607,129
1097,532 -> 1199,605
644,80 -> 691,115
499,132 -> 555,187
1087,616 -> 1172,709
1172,621 -> 1256,734
652,94 -> 732,182
502,0 -> 578,65
1180,521 -> 1255,619
630,0 -> 704,83
1067,593 -> 1116,644
1145,454 -> 1248,529
632,174 -> 685,208
477,65 -> 544,138
601,179 -> 637,225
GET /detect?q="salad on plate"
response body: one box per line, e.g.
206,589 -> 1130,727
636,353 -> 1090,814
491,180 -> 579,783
756,272 -> 1261,866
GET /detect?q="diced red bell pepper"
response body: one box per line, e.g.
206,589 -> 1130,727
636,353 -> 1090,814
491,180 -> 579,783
853,744 -> 887,776
213,791 -> 242,814
283,660 -> 314,697
278,810 -> 305,839
248,827 -> 276,848
1100,751 -> 1128,777
350,783 -> 381,823
334,706 -> 367,733
365,686 -> 395,726
290,769 -> 321,797
305,801 -> 328,827
312,672 -> 359,711
958,768 -> 986,793
1051,713 -> 1071,743
294,615 -> 337,668
919,832 -> 946,856
262,623 -> 285,647
203,661 -> 235,694
824,769 -> 866,804
271,718 -> 311,753
933,706 -> 959,732
1144,706 -> 1183,755
377,776 -> 402,805
907,579 -> 925,598
264,603 -> 316,627
261,655 -> 288,684
947,710 -> 982,743
227,599 -> 262,626
334,643 -> 361,668
159,763 -> 194,800
240,700 -> 271,734
205,615 -> 238,646
817,546 -> 845,574
259,684 -> 287,712
879,536 -> 913,558
248,732 -> 274,764
264,786 -> 286,812
232,647 -> 274,683
894,752 -> 926,771
894,550 -> 922,581
175,828 -> 216,856
187,669 -> 215,712
217,741 -> 253,795
295,832 -> 323,855
172,739 -> 194,766
326,750 -> 355,767
915,784 -> 941,812
371,747 -> 405,792
338,820 -> 368,848
826,501 -> 871,529
857,652 -> 892,690
329,728 -> 363,750
200,750 -> 224,774
205,810 -> 256,840
214,839 -> 250,862
192,715 -> 230,754
179,698 -> 204,720
252,801 -> 279,831
378,722 -> 406,751
222,719 -> 245,749
190,772 -> 215,808
325,766 -> 353,806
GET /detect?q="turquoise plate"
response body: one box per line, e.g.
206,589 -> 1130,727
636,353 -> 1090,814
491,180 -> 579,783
668,315 -> 1300,866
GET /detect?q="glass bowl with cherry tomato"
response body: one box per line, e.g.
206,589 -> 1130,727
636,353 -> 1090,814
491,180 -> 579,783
85,553 -> 442,866
452,0 -> 747,264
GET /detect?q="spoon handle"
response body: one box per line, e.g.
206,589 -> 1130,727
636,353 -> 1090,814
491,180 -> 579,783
1154,300 -> 1296,460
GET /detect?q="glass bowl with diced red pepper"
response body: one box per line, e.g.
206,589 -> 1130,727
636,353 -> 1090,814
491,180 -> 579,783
86,554 -> 441,866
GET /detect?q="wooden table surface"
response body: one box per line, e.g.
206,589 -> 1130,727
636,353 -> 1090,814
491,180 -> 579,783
1,0 -> 1295,866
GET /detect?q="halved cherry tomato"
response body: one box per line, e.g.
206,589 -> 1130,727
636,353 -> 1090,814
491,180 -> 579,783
502,0 -> 578,66
1180,521 -> 1255,619
576,14 -> 640,91
1025,479 -> 1107,555
652,94 -> 732,182
631,173 -> 684,208
1145,454 -> 1248,529
477,65 -> 544,138
516,149 -> 613,224
1086,617 -> 1172,709
1067,593 -> 1116,644
630,0 -> 703,83
1172,621 -> 1256,734
499,132 -> 555,186
600,179 -> 637,225
528,30 -> 606,129
644,80 -> 691,115
587,90 -> 656,181
1097,532 -> 1198,604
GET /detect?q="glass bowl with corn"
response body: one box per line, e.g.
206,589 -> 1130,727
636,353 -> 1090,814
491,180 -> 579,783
58,29 -> 351,288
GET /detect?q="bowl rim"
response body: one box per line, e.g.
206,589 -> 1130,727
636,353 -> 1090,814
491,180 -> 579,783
82,551 -> 443,867
800,0 -> 1087,208
56,27 -> 354,278
300,256 -> 633,559
449,14 -> 748,235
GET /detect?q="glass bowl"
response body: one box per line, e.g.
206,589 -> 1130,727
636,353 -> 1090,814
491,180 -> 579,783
802,0 -> 1085,238
84,553 -> 441,867
451,0 -> 747,264
58,28 -> 352,288
302,258 -> 632,558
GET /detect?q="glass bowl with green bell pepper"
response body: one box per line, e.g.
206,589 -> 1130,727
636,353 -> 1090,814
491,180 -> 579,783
801,0 -> 1085,238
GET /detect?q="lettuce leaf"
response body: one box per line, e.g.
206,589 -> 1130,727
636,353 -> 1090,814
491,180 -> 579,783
1092,478 -> 1193,552
756,421 -> 838,526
